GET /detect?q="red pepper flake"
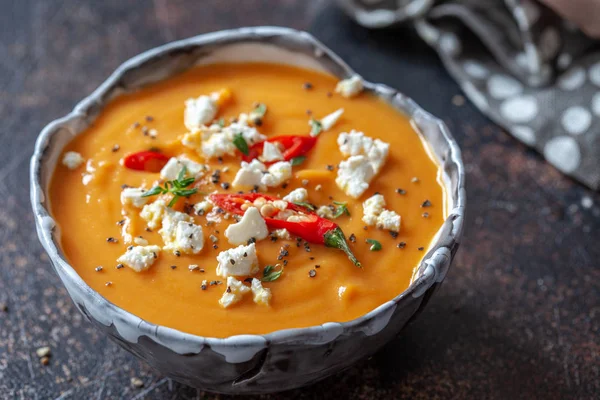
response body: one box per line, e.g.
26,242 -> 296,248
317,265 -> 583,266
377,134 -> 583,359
308,269 -> 317,278
123,150 -> 169,172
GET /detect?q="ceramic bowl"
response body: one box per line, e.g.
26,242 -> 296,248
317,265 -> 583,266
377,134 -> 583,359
30,27 -> 465,394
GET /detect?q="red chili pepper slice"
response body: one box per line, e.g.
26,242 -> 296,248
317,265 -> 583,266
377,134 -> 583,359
210,193 -> 361,267
242,135 -> 318,163
123,151 -> 169,173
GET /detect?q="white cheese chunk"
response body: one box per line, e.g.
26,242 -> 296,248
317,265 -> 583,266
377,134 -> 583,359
272,229 -> 292,240
201,120 -> 266,158
261,161 -> 292,188
335,155 -> 375,198
224,207 -> 268,245
335,75 -> 364,98
260,141 -> 284,162
232,160 -> 292,190
120,187 -> 150,208
376,210 -> 401,232
251,278 -> 272,306
62,151 -> 85,169
133,236 -> 149,246
219,276 -> 251,308
117,245 -> 161,272
140,199 -> 167,230
160,157 -> 206,181
362,194 -> 386,226
361,194 -> 401,232
184,95 -> 218,131
232,159 -> 266,189
166,221 -> 204,254
337,130 -> 389,173
216,243 -> 259,277
315,108 -> 344,134
317,205 -> 335,219
282,188 -> 308,203
193,200 -> 213,216
158,207 -> 195,253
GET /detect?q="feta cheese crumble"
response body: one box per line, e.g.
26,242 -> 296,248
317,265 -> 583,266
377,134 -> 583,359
224,207 -> 269,245
362,194 -> 386,226
201,119 -> 267,159
376,209 -> 401,232
310,108 -> 344,136
184,95 -> 218,131
140,199 -> 167,230
335,155 -> 375,199
62,151 -> 85,170
216,243 -> 259,277
120,187 -> 150,208
232,160 -> 292,190
158,207 -> 204,254
116,245 -> 161,272
160,157 -> 206,181
193,200 -> 213,215
251,278 -> 272,306
317,205 -> 335,219
337,130 -> 389,173
362,194 -> 401,232
260,141 -> 284,162
272,229 -> 292,240
283,188 -> 308,203
335,75 -> 364,98
219,276 -> 251,308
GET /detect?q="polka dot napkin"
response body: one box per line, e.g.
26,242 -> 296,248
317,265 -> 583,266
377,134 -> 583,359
337,0 -> 600,190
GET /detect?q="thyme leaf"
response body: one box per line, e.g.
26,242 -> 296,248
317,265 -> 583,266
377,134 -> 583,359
233,133 -> 249,155
262,264 -> 284,282
141,165 -> 198,207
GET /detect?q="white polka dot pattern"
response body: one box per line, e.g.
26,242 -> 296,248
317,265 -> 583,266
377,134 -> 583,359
557,67 -> 585,91
561,106 -> 592,135
543,137 -> 581,173
500,96 -> 538,123
511,126 -> 536,146
487,75 -> 523,99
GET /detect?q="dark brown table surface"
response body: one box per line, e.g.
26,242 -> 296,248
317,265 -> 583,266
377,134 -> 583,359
1,1 -> 599,399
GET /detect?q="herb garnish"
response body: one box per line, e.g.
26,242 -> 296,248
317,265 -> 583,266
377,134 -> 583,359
233,133 -> 249,155
261,264 -> 284,282
250,103 -> 267,119
309,119 -> 323,136
366,239 -> 382,251
293,201 -> 316,211
290,156 -> 306,166
332,201 -> 350,218
142,166 -> 198,207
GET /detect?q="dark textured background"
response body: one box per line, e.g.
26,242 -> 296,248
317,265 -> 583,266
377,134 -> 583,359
1,0 -> 599,399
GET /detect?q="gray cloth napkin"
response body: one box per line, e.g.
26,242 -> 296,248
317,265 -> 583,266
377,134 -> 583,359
337,0 -> 600,190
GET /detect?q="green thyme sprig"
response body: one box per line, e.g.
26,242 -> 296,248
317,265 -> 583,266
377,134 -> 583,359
142,166 -> 198,207
262,264 -> 284,282
332,201 -> 350,218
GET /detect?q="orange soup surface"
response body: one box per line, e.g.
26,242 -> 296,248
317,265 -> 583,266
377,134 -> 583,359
50,63 -> 445,338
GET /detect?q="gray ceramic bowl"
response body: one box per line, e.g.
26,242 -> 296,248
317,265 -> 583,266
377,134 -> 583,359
30,27 -> 465,394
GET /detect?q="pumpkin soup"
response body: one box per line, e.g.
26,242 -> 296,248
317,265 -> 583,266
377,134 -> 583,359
49,63 -> 445,338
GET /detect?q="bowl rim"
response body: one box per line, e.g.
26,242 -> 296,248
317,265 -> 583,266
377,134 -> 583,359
30,26 -> 465,350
